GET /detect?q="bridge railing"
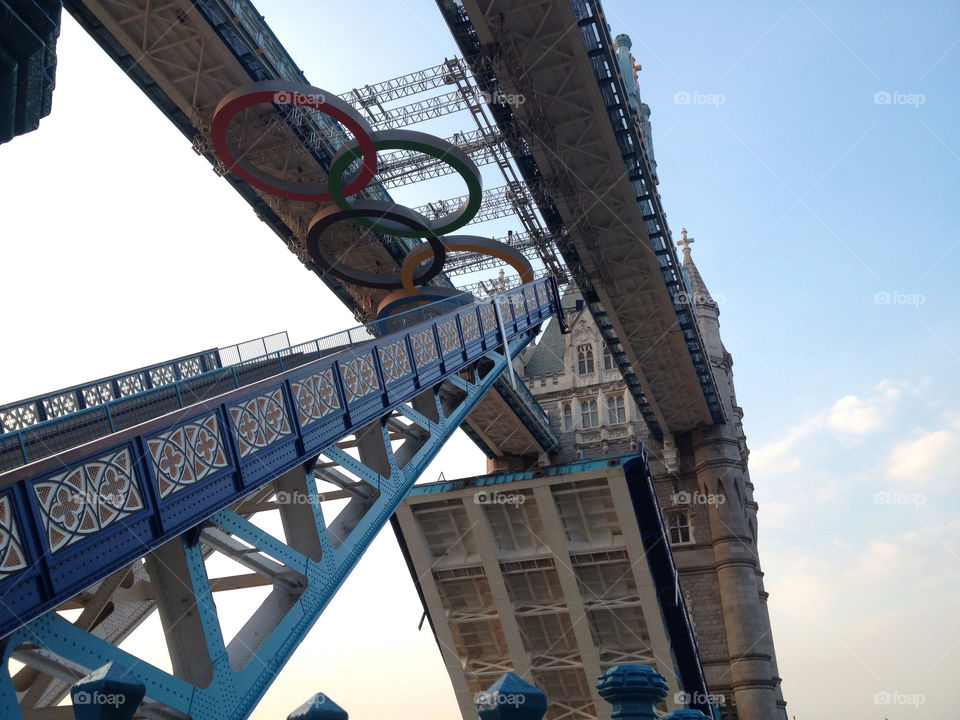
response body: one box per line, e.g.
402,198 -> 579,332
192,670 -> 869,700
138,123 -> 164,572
217,331 -> 291,366
0,288 -> 545,474
0,349 -> 220,435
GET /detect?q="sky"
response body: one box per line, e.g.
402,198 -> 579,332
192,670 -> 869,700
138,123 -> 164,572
0,1 -> 958,719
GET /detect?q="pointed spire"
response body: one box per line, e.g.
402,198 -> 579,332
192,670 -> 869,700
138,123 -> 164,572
677,227 -> 715,309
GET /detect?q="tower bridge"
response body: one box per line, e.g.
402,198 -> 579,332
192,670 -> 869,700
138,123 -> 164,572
0,0 -> 786,718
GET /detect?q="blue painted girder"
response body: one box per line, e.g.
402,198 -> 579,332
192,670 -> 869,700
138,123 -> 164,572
0,278 -> 562,641
0,331 -> 538,720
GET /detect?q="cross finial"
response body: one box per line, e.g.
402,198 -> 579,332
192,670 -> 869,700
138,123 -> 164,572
678,227 -> 695,260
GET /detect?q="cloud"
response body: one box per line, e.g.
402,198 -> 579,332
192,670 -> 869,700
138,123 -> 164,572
750,414 -> 823,475
846,539 -> 902,581
827,394 -> 887,434
887,430 -> 956,482
752,381 -> 912,477
772,569 -> 833,616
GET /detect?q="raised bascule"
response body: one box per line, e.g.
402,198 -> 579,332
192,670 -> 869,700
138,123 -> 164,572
0,1 -> 786,719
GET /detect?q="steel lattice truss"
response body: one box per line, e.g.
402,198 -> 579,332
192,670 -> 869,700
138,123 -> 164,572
338,56 -> 570,286
374,128 -> 506,187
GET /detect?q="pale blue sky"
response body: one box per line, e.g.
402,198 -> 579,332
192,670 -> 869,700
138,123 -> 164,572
0,2 -> 957,719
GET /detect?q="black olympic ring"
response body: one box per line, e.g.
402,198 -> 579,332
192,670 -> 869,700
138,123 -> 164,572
306,203 -> 446,290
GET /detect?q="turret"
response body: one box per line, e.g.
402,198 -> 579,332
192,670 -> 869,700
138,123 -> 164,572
677,228 -> 721,362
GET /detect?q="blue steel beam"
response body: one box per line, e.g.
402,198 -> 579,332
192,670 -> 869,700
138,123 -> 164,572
0,332 -> 535,719
0,332 -> 533,719
0,278 -> 563,643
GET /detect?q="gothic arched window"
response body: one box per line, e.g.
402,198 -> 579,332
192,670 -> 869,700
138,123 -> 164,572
577,344 -> 594,374
606,394 -> 625,423
580,399 -> 599,428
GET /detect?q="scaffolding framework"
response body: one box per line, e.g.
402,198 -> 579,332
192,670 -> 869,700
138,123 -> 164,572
338,56 -> 569,287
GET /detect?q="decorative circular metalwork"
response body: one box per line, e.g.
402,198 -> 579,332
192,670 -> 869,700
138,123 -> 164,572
212,81 -> 537,298
328,129 -> 482,237
211,80 -> 377,202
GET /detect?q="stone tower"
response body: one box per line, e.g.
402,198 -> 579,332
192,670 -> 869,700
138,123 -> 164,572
516,229 -> 788,720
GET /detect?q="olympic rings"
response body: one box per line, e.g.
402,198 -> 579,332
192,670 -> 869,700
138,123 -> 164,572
211,81 -> 537,298
328,129 -> 482,237
211,81 -> 377,202
306,203 -> 446,290
400,236 -> 534,295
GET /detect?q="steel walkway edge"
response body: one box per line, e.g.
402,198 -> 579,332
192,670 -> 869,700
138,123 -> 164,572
0,277 -> 562,640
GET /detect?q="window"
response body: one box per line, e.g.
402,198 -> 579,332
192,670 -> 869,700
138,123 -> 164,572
667,510 -> 693,545
577,344 -> 594,374
603,346 -> 614,370
606,394 -> 625,423
563,403 -> 573,431
581,399 -> 599,428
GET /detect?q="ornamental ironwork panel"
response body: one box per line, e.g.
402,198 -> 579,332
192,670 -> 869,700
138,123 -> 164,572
461,311 -> 480,342
147,413 -> 230,498
229,388 -> 293,459
0,495 -> 27,578
292,369 -> 341,427
378,340 -> 413,384
340,353 -> 380,403
32,447 -> 144,553
411,328 -> 438,367
479,304 -> 497,334
438,318 -> 462,355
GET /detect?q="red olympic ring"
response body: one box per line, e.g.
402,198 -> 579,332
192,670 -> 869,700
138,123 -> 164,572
211,80 -> 377,203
